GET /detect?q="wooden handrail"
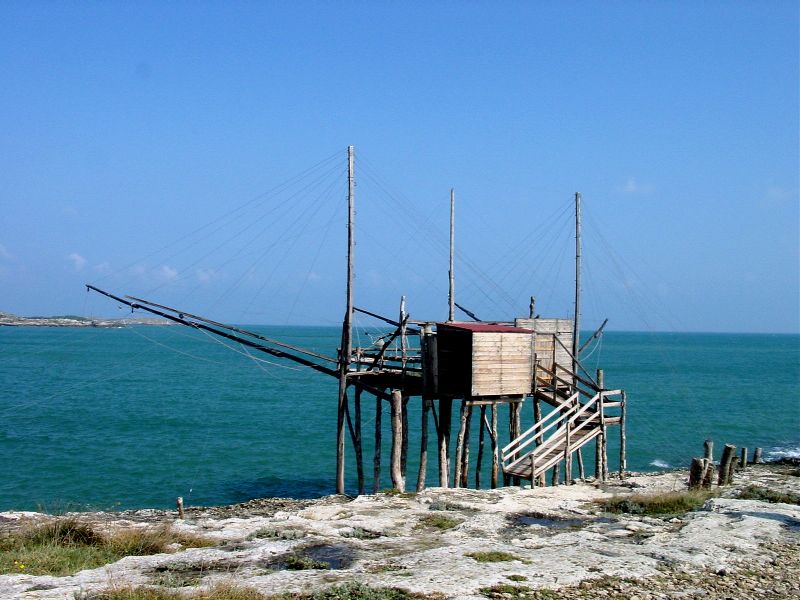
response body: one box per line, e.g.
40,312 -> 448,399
501,391 -> 579,455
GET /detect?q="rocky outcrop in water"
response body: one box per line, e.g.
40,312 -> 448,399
0,311 -> 172,328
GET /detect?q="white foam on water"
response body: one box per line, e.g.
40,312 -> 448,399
766,445 -> 800,460
649,459 -> 671,469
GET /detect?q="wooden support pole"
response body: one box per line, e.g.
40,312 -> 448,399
401,395 -> 409,478
532,362 -> 545,486
438,398 -> 453,487
739,447 -> 748,470
491,402 -> 499,489
476,405 -> 486,489
595,369 -> 604,480
753,448 -> 763,464
572,192 -> 582,375
399,296 -> 409,481
354,388 -> 364,495
571,190 -> 584,482
461,404 -> 472,487
336,145 -> 356,495
551,462 -> 560,486
564,422 -> 573,485
509,400 -> 521,486
373,395 -> 382,494
453,400 -> 468,488
619,390 -> 627,478
390,389 -> 405,492
704,439 -> 714,462
416,398 -> 429,492
718,444 -> 736,486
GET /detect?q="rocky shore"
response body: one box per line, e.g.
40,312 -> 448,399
0,312 -> 172,328
1,463 -> 798,599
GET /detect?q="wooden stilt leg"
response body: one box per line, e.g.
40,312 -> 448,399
373,395 -> 382,494
491,402 -> 499,489
354,387 -> 364,495
390,390 -> 405,492
476,405 -> 486,489
416,397 -> 429,492
438,398 -> 452,487
401,395 -> 409,479
461,404 -> 472,487
454,401 -> 468,488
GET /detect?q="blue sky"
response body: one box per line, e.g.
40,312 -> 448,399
0,2 -> 797,333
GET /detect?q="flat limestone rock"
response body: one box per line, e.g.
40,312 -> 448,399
1,465 -> 798,599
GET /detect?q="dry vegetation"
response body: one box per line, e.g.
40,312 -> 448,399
0,518 -> 213,576
79,582 -> 434,600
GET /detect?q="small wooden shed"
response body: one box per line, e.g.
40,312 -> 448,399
436,323 -> 534,398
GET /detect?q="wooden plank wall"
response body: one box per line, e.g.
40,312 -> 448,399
470,332 -> 532,396
515,318 -> 573,383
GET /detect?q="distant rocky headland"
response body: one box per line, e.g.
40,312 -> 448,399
0,311 -> 173,328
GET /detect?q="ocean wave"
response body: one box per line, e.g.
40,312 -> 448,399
649,459 -> 671,469
766,445 -> 800,460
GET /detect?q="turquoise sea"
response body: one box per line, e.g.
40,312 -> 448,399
1,326 -> 798,511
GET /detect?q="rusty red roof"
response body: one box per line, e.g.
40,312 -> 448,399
436,322 -> 533,334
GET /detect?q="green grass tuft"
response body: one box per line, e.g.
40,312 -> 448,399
416,515 -> 462,530
80,583 -> 265,600
381,489 -> 417,499
284,554 -> 330,570
737,485 -> 800,505
466,551 -> 521,563
82,582 -> 439,600
599,489 -> 715,516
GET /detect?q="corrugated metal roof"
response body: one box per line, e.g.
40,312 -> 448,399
437,322 -> 533,334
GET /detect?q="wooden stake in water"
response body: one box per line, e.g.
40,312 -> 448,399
704,439 -> 714,462
718,444 -> 736,485
176,497 -> 185,520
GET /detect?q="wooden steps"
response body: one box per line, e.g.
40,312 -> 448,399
501,387 -> 624,482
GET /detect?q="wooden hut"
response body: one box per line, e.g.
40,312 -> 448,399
435,323 -> 534,398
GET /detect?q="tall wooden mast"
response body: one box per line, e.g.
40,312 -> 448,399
336,145 -> 355,494
448,188 -> 455,322
572,192 -> 582,374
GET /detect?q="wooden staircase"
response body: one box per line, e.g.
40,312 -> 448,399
501,369 -> 624,482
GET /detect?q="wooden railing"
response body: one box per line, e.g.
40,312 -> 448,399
501,389 -> 623,479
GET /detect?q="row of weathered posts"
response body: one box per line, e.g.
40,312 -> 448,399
688,439 -> 764,488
